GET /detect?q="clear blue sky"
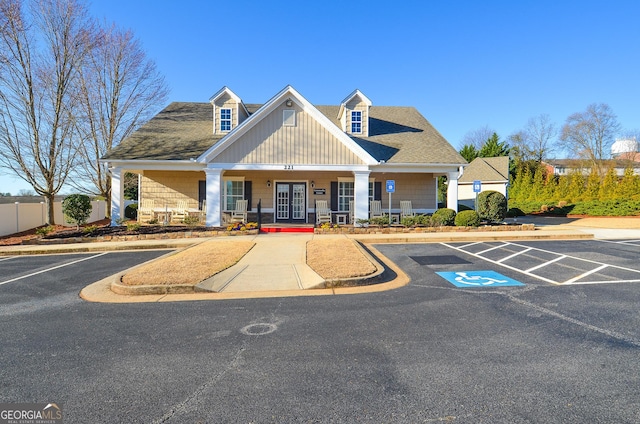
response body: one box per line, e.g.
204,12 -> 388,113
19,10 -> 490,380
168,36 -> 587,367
2,0 -> 638,195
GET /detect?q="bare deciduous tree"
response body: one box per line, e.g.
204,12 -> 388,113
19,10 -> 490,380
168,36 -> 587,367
460,125 -> 496,150
560,103 -> 620,176
0,0 -> 93,224
71,24 -> 168,216
509,114 -> 557,163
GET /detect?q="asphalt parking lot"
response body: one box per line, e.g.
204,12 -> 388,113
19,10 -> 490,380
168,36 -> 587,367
1,240 -> 640,422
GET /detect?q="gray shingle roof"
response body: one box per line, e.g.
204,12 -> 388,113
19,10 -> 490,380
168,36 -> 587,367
459,157 -> 510,183
103,102 -> 466,165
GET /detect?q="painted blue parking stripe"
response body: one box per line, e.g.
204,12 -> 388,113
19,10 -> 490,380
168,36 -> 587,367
436,270 -> 525,288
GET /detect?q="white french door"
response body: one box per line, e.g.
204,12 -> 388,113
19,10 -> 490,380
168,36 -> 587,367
275,182 -> 306,222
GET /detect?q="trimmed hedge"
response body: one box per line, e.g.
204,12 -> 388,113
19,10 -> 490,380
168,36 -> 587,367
432,208 -> 456,226
477,190 -> 507,223
455,210 -> 480,227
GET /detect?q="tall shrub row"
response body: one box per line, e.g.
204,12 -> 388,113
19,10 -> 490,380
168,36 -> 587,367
509,163 -> 640,214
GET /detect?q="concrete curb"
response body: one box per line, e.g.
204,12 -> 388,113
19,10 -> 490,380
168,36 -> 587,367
78,242 -> 410,303
318,239 -> 386,289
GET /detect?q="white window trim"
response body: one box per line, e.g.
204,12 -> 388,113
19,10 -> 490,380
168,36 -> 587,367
337,178 -> 376,212
223,176 -> 244,211
220,108 -> 233,132
351,110 -> 362,134
283,109 -> 296,126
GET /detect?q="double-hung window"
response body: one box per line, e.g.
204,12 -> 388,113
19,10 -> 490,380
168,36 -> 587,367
351,110 -> 362,134
224,178 -> 244,211
337,180 -> 375,212
220,108 -> 232,132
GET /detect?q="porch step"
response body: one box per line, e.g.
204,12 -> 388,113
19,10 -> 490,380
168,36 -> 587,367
260,226 -> 315,233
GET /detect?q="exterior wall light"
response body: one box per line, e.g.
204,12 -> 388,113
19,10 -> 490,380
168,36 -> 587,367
310,181 -> 315,188
286,99 -> 293,107
267,180 -> 271,187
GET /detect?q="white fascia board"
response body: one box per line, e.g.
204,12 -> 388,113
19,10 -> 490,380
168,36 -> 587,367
103,159 -> 205,172
373,163 -> 467,173
459,180 -> 508,185
209,86 -> 249,116
198,85 -> 378,166
208,163 -> 370,172
337,89 -> 372,119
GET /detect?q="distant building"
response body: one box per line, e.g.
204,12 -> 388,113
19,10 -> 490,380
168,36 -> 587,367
458,156 -> 509,209
543,159 -> 640,177
611,137 -> 640,161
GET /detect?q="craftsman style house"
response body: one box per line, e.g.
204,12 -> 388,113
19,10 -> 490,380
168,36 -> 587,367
103,85 -> 466,226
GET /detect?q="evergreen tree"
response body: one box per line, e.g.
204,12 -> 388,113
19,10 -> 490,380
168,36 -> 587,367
568,173 -> 586,202
479,133 -> 510,158
516,166 -> 533,203
615,166 -> 639,199
528,167 -> 545,202
584,169 -> 601,201
599,168 -> 617,200
459,144 -> 479,163
554,175 -> 571,202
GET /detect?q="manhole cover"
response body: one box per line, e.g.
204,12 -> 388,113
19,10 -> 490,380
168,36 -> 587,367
240,323 -> 277,336
410,255 -> 471,266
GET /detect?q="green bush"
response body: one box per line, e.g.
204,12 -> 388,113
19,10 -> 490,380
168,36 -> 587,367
35,225 -> 55,236
370,216 -> 390,226
415,214 -> 432,226
571,200 -> 640,216
124,203 -> 138,220
432,208 -> 456,226
506,207 -> 525,217
126,222 -> 141,231
477,191 -> 507,223
400,216 -> 416,227
62,194 -> 92,229
183,215 -> 200,226
455,210 -> 480,227
82,225 -> 98,234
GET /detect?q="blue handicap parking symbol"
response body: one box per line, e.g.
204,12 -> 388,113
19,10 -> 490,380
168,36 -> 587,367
436,270 -> 525,288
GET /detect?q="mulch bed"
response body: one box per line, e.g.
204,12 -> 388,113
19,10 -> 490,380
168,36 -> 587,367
0,219 -> 226,246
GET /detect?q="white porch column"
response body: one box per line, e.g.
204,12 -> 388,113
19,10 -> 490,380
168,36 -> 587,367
446,168 -> 462,212
110,167 -> 124,226
353,170 -> 370,226
205,168 -> 224,227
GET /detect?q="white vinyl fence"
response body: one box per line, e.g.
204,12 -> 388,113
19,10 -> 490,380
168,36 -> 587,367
0,200 -> 107,237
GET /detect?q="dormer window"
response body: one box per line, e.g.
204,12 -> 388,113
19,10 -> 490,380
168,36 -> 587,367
351,110 -> 362,134
220,108 -> 232,132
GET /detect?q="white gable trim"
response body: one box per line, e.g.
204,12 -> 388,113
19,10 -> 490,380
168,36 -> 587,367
337,89 -> 372,121
198,85 -> 378,165
209,86 -> 249,117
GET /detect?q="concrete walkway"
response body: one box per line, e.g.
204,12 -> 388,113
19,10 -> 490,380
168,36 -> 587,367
196,234 -> 324,292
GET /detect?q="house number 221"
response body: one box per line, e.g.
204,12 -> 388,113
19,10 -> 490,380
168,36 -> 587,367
284,165 -> 294,170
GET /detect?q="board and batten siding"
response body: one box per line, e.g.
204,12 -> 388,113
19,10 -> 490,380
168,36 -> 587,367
213,104 -> 366,165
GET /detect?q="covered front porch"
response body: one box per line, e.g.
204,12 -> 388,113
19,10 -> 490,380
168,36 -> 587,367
108,166 -> 462,227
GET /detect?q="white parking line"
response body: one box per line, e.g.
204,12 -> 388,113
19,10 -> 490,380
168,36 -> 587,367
442,241 -> 640,286
476,243 -> 510,255
441,242 -> 561,285
496,246 -> 532,263
563,264 -> 608,284
596,239 -> 640,246
525,255 -> 567,273
0,252 -> 109,286
0,257 -> 15,262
